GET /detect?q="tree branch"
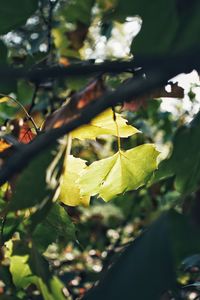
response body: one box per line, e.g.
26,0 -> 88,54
0,51 -> 199,185
0,50 -> 199,83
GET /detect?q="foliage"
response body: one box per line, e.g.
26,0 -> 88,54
0,0 -> 200,299
78,144 -> 159,201
155,112 -> 200,195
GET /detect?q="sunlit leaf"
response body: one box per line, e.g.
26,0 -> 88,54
79,144 -> 159,201
59,155 -> 90,206
0,139 -> 11,152
10,254 -> 33,289
18,123 -> 36,144
52,27 -> 71,57
9,242 -> 34,289
9,241 -> 66,300
0,96 -> 9,103
72,108 -> 139,140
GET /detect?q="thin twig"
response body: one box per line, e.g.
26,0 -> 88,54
28,84 -> 39,114
112,108 -> 121,150
0,93 -> 39,134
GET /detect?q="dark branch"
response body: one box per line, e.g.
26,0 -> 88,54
0,50 -> 199,84
0,59 -> 136,83
0,52 -> 199,186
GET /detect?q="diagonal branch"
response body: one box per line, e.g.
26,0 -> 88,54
0,52 -> 200,185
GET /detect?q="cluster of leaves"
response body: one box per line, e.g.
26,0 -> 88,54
0,0 -> 200,300
59,108 -> 158,206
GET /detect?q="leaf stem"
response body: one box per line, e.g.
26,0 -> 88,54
0,93 -> 39,134
28,84 -> 39,114
66,133 -> 72,157
112,108 -> 121,151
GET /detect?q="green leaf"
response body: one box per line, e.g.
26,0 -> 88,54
29,245 -> 66,300
17,80 -> 35,106
173,1 -> 200,52
29,198 -> 53,232
33,202 -> 76,251
133,1 -> 178,55
9,241 -> 66,300
61,0 -> 95,25
9,242 -> 34,289
9,146 -> 55,211
52,27 -> 71,57
0,0 -> 39,35
155,112 -> 200,195
169,211 -> 200,265
59,155 -> 90,206
109,0 -> 178,55
28,244 -> 51,285
48,203 -> 76,240
1,213 -> 23,243
37,276 -> 66,300
10,254 -> 33,289
83,210 -> 200,300
79,144 -> 159,201
110,0 -> 200,54
84,211 -> 174,300
72,108 -> 139,140
0,96 -> 10,103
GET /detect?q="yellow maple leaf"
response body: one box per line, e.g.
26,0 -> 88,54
71,108 -> 139,140
78,144 -> 159,201
59,155 -> 90,206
